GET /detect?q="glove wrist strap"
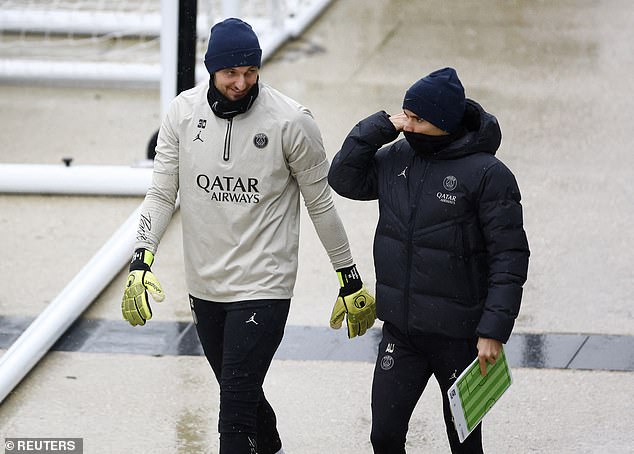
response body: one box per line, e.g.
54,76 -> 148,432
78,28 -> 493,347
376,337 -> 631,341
129,248 -> 154,272
337,264 -> 362,296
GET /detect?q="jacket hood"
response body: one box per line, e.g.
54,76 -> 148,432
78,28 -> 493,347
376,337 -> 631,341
416,98 -> 501,160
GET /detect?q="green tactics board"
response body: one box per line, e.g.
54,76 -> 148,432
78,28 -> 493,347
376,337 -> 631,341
447,348 -> 513,443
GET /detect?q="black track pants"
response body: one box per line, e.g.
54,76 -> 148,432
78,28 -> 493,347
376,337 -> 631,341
190,296 -> 290,454
371,323 -> 484,454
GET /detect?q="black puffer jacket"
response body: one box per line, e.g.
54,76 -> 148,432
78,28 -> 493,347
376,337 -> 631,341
328,100 -> 529,342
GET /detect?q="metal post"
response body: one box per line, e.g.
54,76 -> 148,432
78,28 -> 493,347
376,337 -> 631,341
177,0 -> 198,94
0,163 -> 153,196
160,0 -> 179,119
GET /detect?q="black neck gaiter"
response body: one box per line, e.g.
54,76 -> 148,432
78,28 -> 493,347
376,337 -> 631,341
207,76 -> 259,119
404,127 -> 465,156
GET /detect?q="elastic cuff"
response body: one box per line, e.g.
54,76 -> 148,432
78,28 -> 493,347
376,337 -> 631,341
337,264 -> 362,296
129,248 -> 153,271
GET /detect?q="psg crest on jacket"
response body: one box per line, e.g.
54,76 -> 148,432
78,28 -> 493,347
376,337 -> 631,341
253,133 -> 268,149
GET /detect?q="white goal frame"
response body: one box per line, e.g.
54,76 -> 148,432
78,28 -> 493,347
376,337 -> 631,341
0,0 -> 334,91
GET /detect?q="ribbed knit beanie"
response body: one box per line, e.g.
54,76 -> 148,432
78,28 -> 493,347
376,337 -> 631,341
402,67 -> 466,133
204,18 -> 262,74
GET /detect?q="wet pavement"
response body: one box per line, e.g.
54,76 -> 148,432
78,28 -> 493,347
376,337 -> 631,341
2,316 -> 633,372
1,0 -> 633,452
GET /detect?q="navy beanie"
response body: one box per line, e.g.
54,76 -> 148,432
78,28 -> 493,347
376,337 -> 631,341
402,67 -> 466,133
204,18 -> 262,74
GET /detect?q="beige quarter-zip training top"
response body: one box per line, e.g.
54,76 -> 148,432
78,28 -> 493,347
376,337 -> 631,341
135,80 -> 354,302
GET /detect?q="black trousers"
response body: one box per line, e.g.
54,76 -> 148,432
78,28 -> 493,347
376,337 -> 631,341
190,296 -> 290,454
371,323 -> 484,454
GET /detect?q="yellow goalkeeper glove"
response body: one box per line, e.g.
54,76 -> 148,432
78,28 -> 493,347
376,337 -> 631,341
121,248 -> 165,326
330,264 -> 376,338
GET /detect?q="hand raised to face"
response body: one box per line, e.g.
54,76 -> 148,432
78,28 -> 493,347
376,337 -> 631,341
389,112 -> 408,132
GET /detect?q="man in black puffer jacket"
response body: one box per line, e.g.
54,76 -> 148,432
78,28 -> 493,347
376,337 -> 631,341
328,67 -> 529,453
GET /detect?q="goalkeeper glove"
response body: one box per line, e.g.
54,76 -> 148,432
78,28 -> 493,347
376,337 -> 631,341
330,264 -> 376,338
121,248 -> 165,326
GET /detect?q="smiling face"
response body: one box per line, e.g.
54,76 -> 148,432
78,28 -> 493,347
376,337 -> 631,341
402,109 -> 449,136
213,65 -> 259,101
